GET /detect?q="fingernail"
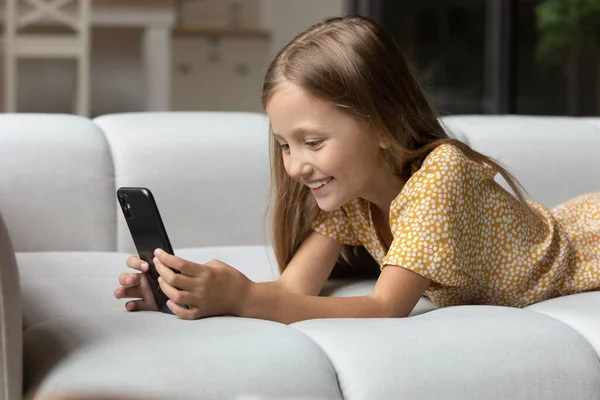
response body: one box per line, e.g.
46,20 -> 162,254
154,249 -> 162,255
140,262 -> 148,271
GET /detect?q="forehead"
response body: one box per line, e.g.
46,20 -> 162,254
266,83 -> 355,138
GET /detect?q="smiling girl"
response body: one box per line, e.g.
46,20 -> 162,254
114,15 -> 600,323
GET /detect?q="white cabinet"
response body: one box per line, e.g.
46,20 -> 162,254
171,31 -> 270,113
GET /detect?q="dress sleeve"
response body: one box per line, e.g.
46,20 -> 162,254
383,145 -> 485,287
312,207 -> 362,246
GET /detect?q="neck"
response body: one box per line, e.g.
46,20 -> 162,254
363,170 -> 405,220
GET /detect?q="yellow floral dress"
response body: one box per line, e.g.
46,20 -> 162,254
312,144 -> 600,308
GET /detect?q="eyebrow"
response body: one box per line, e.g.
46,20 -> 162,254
271,127 -> 324,140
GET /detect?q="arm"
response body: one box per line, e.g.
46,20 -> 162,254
236,229 -> 340,298
154,230 -> 430,323
238,231 -> 431,324
275,230 -> 344,296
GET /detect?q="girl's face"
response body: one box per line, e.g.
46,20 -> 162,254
266,82 -> 402,212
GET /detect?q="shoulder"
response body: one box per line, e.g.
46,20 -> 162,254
402,144 -> 468,194
421,143 -> 471,172
413,143 -> 494,185
390,143 -> 491,213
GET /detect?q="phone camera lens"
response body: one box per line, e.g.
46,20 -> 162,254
117,192 -> 135,219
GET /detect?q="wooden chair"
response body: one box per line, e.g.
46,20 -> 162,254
3,0 -> 91,116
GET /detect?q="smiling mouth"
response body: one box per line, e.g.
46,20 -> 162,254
306,178 -> 333,189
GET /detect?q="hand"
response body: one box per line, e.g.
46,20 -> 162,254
153,249 -> 252,320
113,255 -> 159,311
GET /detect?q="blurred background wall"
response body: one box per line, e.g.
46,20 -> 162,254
0,0 -> 346,116
1,0 -> 598,117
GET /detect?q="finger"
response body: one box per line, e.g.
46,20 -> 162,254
118,273 -> 141,287
153,249 -> 190,275
157,275 -> 192,306
114,285 -> 144,300
154,257 -> 196,291
124,299 -> 153,312
204,259 -> 226,268
125,255 -> 149,272
115,282 -> 158,311
166,300 -> 202,320
138,272 -> 159,311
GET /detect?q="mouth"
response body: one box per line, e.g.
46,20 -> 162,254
305,177 -> 333,190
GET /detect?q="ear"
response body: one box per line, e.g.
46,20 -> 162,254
379,138 -> 391,149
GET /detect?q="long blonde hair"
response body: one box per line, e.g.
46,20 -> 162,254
261,15 -> 529,273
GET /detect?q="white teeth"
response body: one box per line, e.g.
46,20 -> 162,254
306,179 -> 332,189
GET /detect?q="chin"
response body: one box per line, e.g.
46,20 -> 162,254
315,197 -> 345,213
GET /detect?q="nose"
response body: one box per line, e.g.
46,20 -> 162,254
286,151 -> 313,180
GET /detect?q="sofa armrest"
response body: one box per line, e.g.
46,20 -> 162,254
0,210 -> 22,400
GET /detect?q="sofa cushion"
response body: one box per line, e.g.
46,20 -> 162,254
19,246 -> 318,398
0,114 -> 116,252
25,314 -> 342,400
18,246 -> 279,330
581,117 -> 600,130
18,251 -> 133,330
525,291 -> 600,354
292,306 -> 600,400
94,112 -> 272,253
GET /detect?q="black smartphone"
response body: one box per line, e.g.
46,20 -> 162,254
116,187 -> 187,311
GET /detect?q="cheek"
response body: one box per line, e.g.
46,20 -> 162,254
316,150 -> 343,176
318,143 -> 378,180
348,150 -> 381,178
281,153 -> 292,176
281,156 -> 291,175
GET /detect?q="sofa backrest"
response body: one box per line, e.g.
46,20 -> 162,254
0,114 -> 116,252
441,115 -> 600,208
1,112 -> 599,253
94,112 -> 271,254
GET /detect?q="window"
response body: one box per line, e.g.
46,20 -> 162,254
350,0 -> 599,116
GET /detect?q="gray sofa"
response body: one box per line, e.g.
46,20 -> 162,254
1,112 -> 600,400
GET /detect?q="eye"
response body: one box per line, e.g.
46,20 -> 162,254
280,143 -> 290,153
305,140 -> 323,150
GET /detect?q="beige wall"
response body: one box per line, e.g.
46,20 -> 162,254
2,0 -> 347,116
